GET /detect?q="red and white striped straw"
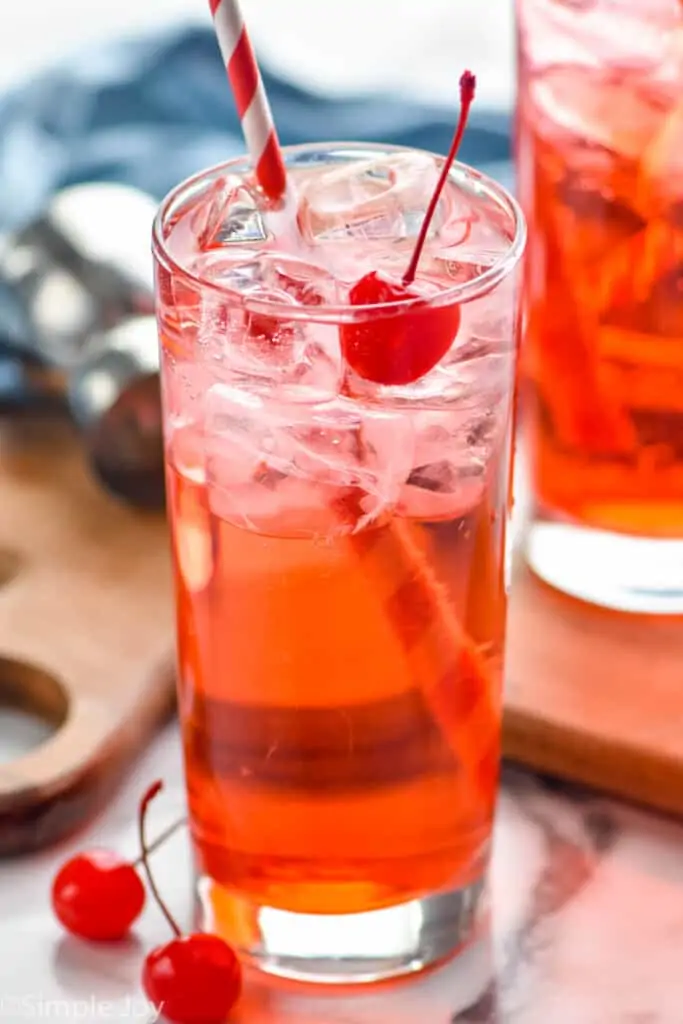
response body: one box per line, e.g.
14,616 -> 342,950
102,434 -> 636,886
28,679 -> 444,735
209,0 -> 288,201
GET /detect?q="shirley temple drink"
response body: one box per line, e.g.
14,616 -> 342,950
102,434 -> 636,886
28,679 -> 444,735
153,141 -> 524,982
517,0 -> 683,612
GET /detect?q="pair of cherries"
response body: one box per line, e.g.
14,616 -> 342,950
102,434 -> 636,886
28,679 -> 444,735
52,781 -> 241,1024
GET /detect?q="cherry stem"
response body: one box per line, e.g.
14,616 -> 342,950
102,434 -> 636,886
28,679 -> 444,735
138,780 -> 182,939
132,816 -> 187,868
402,71 -> 477,287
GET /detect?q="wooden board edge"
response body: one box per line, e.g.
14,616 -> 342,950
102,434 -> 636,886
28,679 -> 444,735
0,656 -> 177,856
503,705 -> 683,819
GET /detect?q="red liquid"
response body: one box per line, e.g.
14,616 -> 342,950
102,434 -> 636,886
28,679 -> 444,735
517,9 -> 683,537
154,144 -> 520,935
167,458 -> 506,917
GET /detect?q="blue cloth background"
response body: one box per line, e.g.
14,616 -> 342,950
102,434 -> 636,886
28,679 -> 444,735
0,25 -> 513,233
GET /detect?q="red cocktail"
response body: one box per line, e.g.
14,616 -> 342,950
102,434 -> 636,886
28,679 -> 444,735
154,142 -> 524,981
517,0 -> 683,611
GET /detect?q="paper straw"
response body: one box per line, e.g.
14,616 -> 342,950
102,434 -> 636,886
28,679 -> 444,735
208,0 -> 287,200
349,518 -> 498,776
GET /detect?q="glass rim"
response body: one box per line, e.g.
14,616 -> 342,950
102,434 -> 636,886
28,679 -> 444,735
152,141 -> 526,325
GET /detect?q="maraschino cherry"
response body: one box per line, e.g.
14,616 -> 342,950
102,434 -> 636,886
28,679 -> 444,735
139,781 -> 242,1024
340,71 -> 476,386
51,816 -> 185,943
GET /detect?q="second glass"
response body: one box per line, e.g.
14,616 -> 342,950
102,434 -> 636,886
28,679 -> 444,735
517,0 -> 683,612
153,143 -> 524,983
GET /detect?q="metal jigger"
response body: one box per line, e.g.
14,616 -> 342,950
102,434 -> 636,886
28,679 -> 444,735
68,316 -> 165,510
0,182 -> 166,509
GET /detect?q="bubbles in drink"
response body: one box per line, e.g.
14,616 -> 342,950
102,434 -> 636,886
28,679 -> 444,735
204,385 -> 414,538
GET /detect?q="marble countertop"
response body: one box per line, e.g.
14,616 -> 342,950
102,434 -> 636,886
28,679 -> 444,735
2,722 -> 683,1024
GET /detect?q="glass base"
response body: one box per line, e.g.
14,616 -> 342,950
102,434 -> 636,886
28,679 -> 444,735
195,876 -> 488,985
525,518 -> 683,614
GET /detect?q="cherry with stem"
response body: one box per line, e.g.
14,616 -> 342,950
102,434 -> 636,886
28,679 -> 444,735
139,781 -> 242,1024
340,71 -> 477,386
402,71 -> 476,288
51,816 -> 186,943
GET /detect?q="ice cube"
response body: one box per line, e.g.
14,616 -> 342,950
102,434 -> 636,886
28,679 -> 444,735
263,253 -> 340,307
193,175 -> 268,250
530,67 -> 664,162
397,411 -> 494,522
235,319 -> 343,400
199,251 -> 339,306
439,331 -> 515,409
204,386 -> 414,538
194,252 -> 343,398
399,462 -> 486,522
297,152 -> 440,244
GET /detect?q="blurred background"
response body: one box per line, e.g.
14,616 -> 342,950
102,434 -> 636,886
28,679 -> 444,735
0,0 -> 515,106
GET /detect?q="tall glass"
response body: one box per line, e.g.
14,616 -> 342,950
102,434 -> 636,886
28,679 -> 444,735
152,143 -> 525,984
516,0 -> 683,612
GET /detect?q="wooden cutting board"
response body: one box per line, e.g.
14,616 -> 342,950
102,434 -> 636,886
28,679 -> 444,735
504,561 -> 683,817
2,415 -> 682,856
0,418 -> 175,856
